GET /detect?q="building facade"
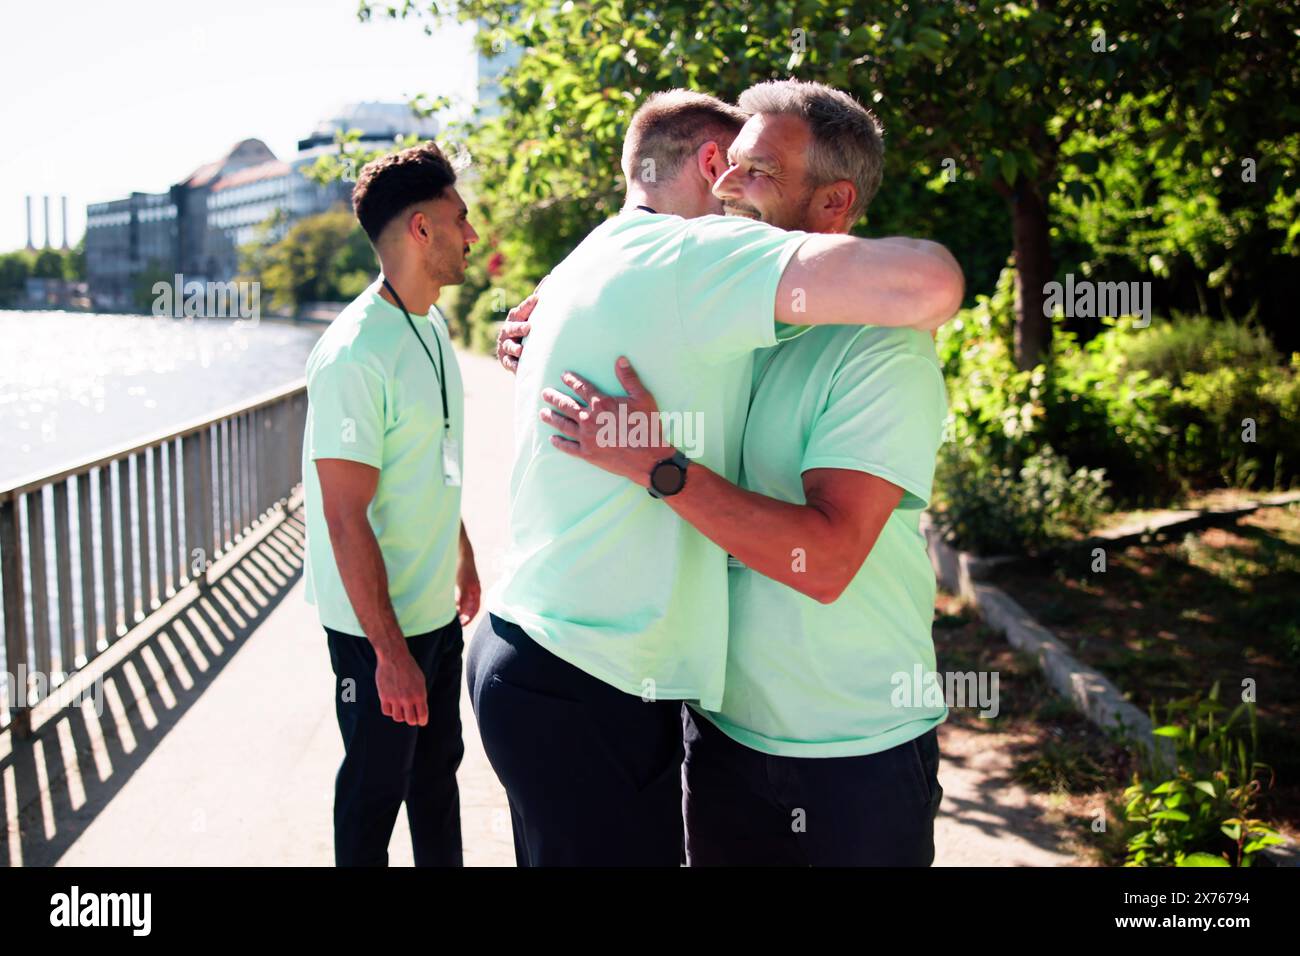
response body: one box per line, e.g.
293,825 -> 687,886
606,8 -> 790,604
85,104 -> 438,311
84,191 -> 179,310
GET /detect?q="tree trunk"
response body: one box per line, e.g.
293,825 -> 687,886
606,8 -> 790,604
1011,182 -> 1054,370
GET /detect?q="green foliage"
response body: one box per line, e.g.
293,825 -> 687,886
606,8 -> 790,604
1060,313 -> 1300,493
1047,321 -> 1176,500
1115,313 -> 1278,382
31,249 -> 67,279
934,267 -> 1300,547
1054,93 -> 1300,335
0,245 -> 86,306
933,266 -> 1115,552
131,260 -> 178,313
1121,684 -> 1283,867
934,441 -> 1111,556
1167,354 -> 1300,489
237,206 -> 377,312
360,0 -> 1300,361
0,252 -> 29,307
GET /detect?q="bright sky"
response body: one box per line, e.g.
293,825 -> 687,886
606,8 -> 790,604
0,0 -> 478,252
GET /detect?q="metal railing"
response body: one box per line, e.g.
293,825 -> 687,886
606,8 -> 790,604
0,381 -> 307,736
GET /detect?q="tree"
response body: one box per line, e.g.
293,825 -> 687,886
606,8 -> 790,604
1053,91 -> 1300,352
359,0 -> 1300,366
0,252 -> 31,307
829,1 -> 1299,367
238,206 -> 377,312
31,248 -> 66,279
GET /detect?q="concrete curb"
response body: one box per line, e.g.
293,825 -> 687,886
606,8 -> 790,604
921,511 -> 1298,866
1087,490 -> 1300,551
922,518 -> 1164,759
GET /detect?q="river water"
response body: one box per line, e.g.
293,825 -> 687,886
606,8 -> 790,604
0,311 -> 323,484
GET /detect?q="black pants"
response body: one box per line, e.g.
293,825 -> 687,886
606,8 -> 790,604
467,613 -> 684,866
326,619 -> 465,867
683,707 -> 943,866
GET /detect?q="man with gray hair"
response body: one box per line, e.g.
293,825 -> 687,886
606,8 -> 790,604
472,85 -> 962,866
525,79 -> 950,865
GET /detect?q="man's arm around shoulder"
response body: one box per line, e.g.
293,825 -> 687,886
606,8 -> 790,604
776,234 -> 965,332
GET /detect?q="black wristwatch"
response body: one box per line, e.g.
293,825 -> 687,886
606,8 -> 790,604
648,449 -> 690,498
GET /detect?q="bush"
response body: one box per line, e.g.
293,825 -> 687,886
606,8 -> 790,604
936,267 -> 1300,520
1167,358 -> 1300,489
933,267 -> 1115,553
934,442 -> 1111,555
1120,685 -> 1283,867
237,207 -> 376,312
1117,314 -> 1280,382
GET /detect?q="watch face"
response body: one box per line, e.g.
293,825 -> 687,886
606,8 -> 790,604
652,460 -> 686,495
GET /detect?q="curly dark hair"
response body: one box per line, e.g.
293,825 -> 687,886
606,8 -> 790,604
351,140 -> 457,243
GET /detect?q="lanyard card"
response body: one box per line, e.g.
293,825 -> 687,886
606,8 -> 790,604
442,432 -> 462,486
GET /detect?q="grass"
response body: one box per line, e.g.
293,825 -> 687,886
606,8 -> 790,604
988,502 -> 1300,835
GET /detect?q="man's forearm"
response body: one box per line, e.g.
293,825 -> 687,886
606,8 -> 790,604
778,234 -> 965,331
663,463 -> 843,601
325,514 -> 407,661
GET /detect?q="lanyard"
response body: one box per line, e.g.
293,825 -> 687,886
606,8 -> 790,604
634,204 -> 658,214
381,275 -> 450,430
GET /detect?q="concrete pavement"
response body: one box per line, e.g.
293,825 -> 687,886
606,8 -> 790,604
5,347 -> 1079,867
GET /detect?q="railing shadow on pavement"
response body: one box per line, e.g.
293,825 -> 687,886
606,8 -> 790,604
0,511 -> 306,867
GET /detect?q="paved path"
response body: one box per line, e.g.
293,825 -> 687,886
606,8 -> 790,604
16,348 -> 1078,867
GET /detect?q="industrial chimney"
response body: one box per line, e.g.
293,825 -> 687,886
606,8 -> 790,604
25,196 -> 34,249
61,196 -> 70,250
43,195 -> 51,249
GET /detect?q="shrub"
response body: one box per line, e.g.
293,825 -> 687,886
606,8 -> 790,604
1117,313 -> 1280,382
937,267 -> 1300,516
934,442 -> 1111,555
1168,358 -> 1300,489
933,269 -> 1114,553
1120,684 -> 1283,867
1047,321 -> 1177,502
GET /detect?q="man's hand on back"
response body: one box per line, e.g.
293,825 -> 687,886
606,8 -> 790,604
540,358 -> 672,487
497,281 -> 548,373
496,295 -> 536,372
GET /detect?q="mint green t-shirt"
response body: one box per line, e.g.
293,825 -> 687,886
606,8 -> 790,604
698,324 -> 949,756
302,279 -> 465,637
488,212 -> 810,711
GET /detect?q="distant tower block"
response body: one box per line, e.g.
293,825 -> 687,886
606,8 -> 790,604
43,195 -> 51,249
61,196 -> 70,250
25,195 -> 34,249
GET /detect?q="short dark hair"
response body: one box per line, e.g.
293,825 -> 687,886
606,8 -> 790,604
351,141 -> 457,243
621,90 -> 749,186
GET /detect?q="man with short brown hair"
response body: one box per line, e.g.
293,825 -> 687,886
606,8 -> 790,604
620,89 -> 750,189
470,87 -> 962,866
525,80 -> 951,865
